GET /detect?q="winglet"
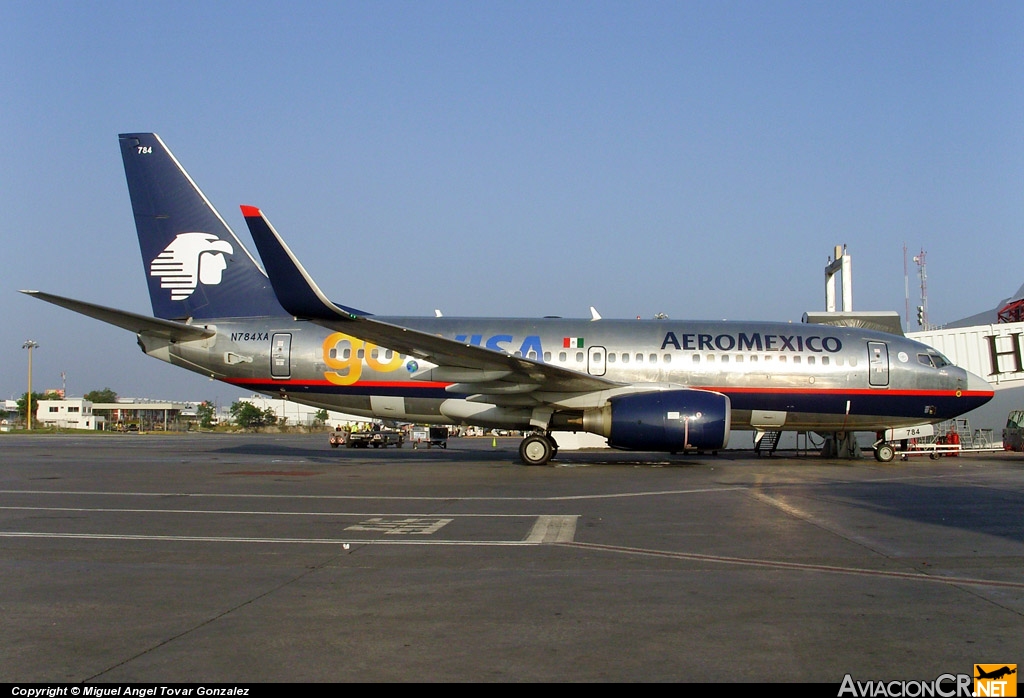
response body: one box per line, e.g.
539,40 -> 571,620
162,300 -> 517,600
241,206 -> 363,320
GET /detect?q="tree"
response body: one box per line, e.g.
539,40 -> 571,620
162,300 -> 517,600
16,391 -> 50,426
196,401 -> 216,429
84,388 -> 119,404
313,409 -> 329,428
230,401 -> 277,430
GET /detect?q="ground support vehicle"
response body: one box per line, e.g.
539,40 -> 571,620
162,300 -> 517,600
411,426 -> 448,449
346,428 -> 404,449
1003,410 -> 1024,451
428,427 -> 448,448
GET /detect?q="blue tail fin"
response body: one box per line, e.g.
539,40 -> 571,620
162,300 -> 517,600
119,133 -> 287,320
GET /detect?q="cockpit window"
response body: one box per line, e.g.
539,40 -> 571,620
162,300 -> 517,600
918,352 -> 951,369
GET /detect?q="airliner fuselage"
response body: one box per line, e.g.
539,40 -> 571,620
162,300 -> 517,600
149,315 -> 991,433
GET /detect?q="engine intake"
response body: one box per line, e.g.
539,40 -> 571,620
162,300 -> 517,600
583,389 -> 731,452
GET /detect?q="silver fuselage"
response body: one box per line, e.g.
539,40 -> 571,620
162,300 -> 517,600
144,315 -> 993,433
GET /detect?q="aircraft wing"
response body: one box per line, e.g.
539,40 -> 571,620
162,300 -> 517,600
21,290 -> 216,341
240,206 -> 619,396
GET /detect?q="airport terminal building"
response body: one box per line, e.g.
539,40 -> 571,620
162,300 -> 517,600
34,398 -> 104,430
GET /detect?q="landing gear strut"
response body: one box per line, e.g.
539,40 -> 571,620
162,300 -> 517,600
519,433 -> 558,466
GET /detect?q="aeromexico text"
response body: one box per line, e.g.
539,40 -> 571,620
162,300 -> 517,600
446,332 -> 844,354
659,332 -> 842,353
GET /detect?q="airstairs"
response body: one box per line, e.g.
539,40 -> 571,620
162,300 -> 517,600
754,430 -> 782,456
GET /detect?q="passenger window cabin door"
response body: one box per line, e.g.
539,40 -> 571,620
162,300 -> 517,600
271,333 -> 292,379
868,341 -> 889,387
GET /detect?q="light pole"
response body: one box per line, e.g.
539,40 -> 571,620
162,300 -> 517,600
22,340 -> 39,430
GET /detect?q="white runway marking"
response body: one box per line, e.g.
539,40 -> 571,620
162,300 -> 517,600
0,505 -> 541,518
524,515 -> 578,543
0,487 -> 743,501
0,531 -> 549,546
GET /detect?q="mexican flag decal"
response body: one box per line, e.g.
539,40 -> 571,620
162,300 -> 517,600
563,337 -> 585,348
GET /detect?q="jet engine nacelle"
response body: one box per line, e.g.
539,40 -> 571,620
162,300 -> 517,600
584,389 -> 731,452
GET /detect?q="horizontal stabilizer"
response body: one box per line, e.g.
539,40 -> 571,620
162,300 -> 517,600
21,290 -> 215,341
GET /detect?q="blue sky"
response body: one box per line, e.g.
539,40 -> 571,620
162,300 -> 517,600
2,1 -> 1022,404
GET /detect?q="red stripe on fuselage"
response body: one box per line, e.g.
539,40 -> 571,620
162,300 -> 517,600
223,378 -> 452,390
703,386 -> 993,398
222,377 -> 990,400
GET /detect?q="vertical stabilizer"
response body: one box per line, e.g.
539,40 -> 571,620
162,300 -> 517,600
119,133 -> 286,320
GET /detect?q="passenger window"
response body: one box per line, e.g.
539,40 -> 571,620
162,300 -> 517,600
649,354 -> 657,363
621,353 -> 629,364
576,352 -> 584,362
808,356 -> 815,365
721,355 -> 729,363
822,356 -> 830,366
735,355 -> 743,363
543,351 -> 551,362
559,351 -> 567,362
608,353 -> 616,363
663,354 -> 671,364
793,356 -> 801,364
848,356 -> 856,367
692,354 -> 700,363
778,355 -> 786,364
357,348 -> 364,359
635,353 -> 643,363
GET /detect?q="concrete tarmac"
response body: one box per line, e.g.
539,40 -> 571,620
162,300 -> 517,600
1,433 -> 1022,683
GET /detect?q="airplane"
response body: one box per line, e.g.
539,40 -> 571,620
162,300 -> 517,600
22,133 -> 995,465
975,666 -> 1016,681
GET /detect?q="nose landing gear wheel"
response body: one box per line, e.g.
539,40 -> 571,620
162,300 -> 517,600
519,434 -> 554,466
874,443 -> 895,462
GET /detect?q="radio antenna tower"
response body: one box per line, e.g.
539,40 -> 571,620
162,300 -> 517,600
913,249 -> 928,329
904,243 -> 909,325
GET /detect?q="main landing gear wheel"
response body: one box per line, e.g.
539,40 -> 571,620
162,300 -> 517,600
874,443 -> 895,463
519,434 -> 555,466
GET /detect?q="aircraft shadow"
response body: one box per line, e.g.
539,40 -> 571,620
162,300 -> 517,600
783,480 -> 1024,545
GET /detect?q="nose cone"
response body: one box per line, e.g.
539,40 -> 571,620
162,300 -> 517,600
963,369 -> 995,407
